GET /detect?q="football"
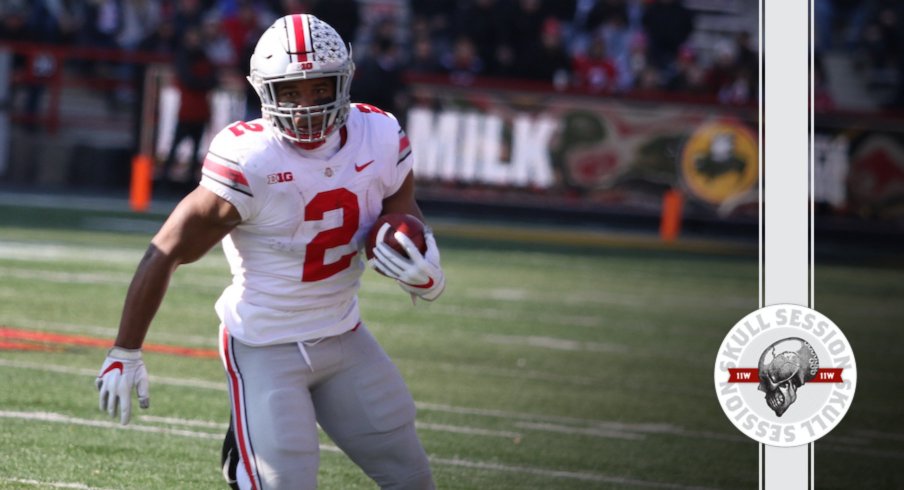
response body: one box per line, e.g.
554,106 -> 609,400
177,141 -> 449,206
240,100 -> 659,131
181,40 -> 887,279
365,213 -> 428,265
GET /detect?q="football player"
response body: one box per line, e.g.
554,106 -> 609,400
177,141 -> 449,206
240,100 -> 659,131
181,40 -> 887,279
95,14 -> 444,490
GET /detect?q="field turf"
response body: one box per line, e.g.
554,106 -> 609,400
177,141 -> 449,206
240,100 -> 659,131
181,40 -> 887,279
0,197 -> 902,489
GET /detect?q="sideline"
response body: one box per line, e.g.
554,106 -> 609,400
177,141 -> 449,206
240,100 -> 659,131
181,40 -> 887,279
0,190 -> 755,255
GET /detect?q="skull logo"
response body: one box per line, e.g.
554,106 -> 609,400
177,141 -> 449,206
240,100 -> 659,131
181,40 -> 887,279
757,338 -> 819,417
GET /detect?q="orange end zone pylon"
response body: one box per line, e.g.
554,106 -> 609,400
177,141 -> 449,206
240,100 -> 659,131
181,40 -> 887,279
129,154 -> 152,212
659,188 -> 684,242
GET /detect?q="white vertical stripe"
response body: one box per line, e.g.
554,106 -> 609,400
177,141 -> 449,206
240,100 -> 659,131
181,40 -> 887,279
300,16 -> 312,62
285,16 -> 297,63
762,0 -> 812,488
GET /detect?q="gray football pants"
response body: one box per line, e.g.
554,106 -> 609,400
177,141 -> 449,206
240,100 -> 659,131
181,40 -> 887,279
219,324 -> 434,490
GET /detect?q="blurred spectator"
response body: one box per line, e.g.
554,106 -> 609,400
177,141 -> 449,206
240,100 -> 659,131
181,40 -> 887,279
453,0 -> 510,77
275,0 -> 307,16
516,18 -> 571,89
506,0 -> 547,70
667,45 -> 707,94
173,0 -> 207,42
705,38 -> 740,99
81,0 -> 123,50
408,35 -> 443,75
859,3 -> 903,109
159,27 -> 217,189
572,36 -> 619,93
622,31 -> 650,90
29,0 -> 82,45
0,2 -> 32,42
311,0 -> 359,44
597,4 -> 634,90
139,19 -> 179,55
353,34 -> 404,115
222,1 -> 264,60
201,12 -> 237,67
813,53 -> 835,112
641,0 -> 694,70
117,0 -> 161,50
441,36 -> 484,86
410,0 -> 456,55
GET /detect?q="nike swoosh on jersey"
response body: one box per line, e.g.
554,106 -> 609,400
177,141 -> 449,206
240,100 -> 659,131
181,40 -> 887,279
355,160 -> 375,172
101,361 -> 124,377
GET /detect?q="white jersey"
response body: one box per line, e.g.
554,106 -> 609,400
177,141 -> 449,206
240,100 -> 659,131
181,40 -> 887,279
200,105 -> 413,345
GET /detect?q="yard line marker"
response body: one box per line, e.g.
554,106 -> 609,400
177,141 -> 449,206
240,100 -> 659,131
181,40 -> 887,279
1,477 -> 116,490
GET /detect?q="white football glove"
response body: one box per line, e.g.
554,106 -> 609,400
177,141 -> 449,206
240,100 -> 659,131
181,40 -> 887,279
372,230 -> 446,301
96,346 -> 150,425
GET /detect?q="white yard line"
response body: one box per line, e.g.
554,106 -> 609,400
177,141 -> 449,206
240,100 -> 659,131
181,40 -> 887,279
0,359 -> 226,391
0,359 -> 761,443
0,242 -> 139,264
138,415 -> 227,430
483,333 -> 627,353
0,266 -> 132,286
513,421 -> 645,441
0,478 -> 116,490
416,422 -> 521,439
0,358 -> 887,457
0,410 -> 713,489
0,410 -> 224,440
399,358 -> 598,386
428,457 -> 718,489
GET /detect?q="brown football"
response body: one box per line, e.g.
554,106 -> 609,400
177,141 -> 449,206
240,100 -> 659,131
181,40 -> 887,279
365,213 -> 428,266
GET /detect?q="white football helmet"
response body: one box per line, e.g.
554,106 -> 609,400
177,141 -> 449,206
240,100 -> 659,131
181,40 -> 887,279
248,14 -> 354,144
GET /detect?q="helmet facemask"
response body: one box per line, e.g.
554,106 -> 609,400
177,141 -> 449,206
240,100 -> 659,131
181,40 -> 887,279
251,64 -> 353,144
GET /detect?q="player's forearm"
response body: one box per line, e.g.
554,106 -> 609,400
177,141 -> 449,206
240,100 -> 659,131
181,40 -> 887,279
114,245 -> 178,349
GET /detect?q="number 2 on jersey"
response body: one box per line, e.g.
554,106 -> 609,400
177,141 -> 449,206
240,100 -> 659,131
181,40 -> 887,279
302,188 -> 359,282
228,121 -> 264,137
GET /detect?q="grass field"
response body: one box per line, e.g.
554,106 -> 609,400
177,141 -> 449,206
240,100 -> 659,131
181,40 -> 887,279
0,196 -> 902,489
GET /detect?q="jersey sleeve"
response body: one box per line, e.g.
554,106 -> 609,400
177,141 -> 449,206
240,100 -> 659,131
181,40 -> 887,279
383,124 -> 414,198
200,125 -> 259,220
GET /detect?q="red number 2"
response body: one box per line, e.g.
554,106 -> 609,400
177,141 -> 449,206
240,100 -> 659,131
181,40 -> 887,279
302,188 -> 359,282
228,121 -> 265,137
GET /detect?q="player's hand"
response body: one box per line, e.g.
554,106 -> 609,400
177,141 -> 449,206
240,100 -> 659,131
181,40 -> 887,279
96,347 -> 150,425
373,230 -> 445,301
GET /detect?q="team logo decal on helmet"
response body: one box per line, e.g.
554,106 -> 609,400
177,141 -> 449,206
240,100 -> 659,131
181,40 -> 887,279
248,14 -> 355,144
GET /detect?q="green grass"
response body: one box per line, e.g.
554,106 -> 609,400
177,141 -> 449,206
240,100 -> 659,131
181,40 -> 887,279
0,201 -> 902,489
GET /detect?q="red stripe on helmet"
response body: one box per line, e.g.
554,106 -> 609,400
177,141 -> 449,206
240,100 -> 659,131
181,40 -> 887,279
291,14 -> 308,62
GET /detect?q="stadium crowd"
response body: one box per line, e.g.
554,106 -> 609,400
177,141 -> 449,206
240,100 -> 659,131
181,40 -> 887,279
0,0 -> 901,112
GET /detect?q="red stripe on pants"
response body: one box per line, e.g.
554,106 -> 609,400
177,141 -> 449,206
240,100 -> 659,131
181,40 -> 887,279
221,327 -> 259,490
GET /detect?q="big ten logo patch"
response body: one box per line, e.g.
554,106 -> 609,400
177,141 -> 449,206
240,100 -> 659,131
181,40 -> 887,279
267,172 -> 294,184
681,120 -> 758,204
714,304 -> 856,447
